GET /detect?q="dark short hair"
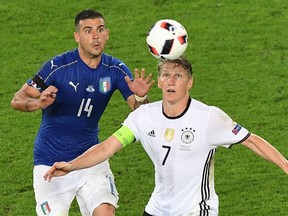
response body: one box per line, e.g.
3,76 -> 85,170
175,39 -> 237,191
75,9 -> 105,28
157,56 -> 193,78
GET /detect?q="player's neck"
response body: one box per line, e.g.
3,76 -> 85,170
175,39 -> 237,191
162,96 -> 190,118
78,49 -> 102,69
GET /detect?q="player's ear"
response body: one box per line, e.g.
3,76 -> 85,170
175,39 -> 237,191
188,77 -> 193,89
157,76 -> 162,89
106,29 -> 110,40
189,77 -> 194,88
74,32 -> 80,43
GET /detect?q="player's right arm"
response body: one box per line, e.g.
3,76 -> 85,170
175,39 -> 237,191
44,125 -> 136,182
44,136 -> 123,182
11,83 -> 58,112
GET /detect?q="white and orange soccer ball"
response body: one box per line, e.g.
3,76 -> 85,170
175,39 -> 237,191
146,19 -> 188,60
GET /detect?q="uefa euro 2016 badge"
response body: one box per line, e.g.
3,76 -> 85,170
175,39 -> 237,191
164,128 -> 174,142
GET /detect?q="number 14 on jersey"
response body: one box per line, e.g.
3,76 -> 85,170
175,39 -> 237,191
77,98 -> 93,117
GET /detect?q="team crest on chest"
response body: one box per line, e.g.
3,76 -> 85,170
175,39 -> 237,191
179,128 -> 195,151
181,127 -> 195,144
164,128 -> 174,142
99,77 -> 111,93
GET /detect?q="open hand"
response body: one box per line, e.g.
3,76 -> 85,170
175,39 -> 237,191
125,68 -> 155,97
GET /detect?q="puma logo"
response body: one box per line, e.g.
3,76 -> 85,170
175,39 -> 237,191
69,81 -> 79,92
50,60 -> 57,69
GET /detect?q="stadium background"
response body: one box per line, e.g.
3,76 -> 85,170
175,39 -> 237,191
1,0 -> 287,215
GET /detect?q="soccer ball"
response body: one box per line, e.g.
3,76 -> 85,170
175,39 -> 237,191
146,19 -> 188,60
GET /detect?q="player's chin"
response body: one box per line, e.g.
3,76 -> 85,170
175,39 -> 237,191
91,46 -> 103,54
163,93 -> 176,100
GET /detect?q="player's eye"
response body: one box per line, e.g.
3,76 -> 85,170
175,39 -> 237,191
84,29 -> 92,34
161,73 -> 170,79
97,26 -> 106,33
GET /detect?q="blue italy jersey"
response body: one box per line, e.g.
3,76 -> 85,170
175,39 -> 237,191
27,49 -> 134,166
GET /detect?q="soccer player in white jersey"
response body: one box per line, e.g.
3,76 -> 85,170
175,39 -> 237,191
11,9 -> 154,216
44,57 -> 288,216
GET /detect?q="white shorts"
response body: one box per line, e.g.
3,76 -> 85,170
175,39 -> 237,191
34,160 -> 119,216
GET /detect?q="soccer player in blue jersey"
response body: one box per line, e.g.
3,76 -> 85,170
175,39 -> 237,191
44,57 -> 287,216
11,9 -> 154,216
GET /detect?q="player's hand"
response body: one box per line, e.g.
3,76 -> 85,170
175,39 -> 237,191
43,162 -> 72,182
125,68 -> 155,97
38,86 -> 58,109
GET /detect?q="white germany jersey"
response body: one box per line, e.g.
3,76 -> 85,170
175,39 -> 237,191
123,98 -> 250,216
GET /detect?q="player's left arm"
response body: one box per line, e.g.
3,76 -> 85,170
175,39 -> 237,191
242,133 -> 288,174
125,68 -> 155,110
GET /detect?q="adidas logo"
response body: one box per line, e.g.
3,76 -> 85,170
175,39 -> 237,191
148,130 -> 156,137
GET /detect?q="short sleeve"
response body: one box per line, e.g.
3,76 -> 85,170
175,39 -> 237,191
122,108 -> 142,141
26,59 -> 55,92
206,107 -> 250,148
114,61 -> 134,100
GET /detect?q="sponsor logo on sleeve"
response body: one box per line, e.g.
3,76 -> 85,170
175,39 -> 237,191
232,124 -> 242,135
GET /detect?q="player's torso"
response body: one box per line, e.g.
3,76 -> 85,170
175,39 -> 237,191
33,52 -> 131,165
136,100 -> 217,215
43,53 -> 118,125
138,100 -> 213,173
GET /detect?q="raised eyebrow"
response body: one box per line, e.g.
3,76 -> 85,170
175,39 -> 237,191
83,26 -> 93,30
83,24 -> 106,30
161,72 -> 169,76
97,24 -> 106,28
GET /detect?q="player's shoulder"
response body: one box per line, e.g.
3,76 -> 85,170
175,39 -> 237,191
127,101 -> 161,122
136,101 -> 162,113
190,98 -> 211,111
38,49 -> 78,73
190,98 -> 224,114
193,99 -> 230,118
101,53 -> 129,70
50,49 -> 78,66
